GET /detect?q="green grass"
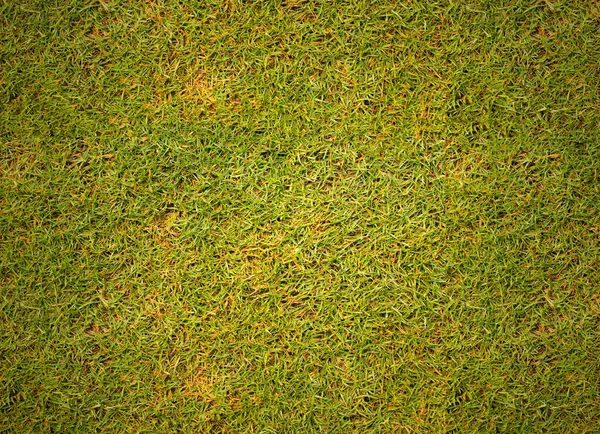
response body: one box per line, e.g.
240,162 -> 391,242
1,0 -> 600,432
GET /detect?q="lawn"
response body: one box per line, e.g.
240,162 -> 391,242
1,0 -> 599,432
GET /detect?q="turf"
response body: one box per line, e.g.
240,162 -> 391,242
1,0 -> 600,432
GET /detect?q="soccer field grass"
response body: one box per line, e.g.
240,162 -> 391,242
1,1 -> 600,432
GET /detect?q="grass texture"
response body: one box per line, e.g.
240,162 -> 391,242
1,0 -> 600,432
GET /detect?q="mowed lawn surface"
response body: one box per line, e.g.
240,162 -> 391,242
1,0 -> 600,432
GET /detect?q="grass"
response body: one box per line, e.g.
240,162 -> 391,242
1,0 -> 599,432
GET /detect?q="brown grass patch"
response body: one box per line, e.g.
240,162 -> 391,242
182,368 -> 215,402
